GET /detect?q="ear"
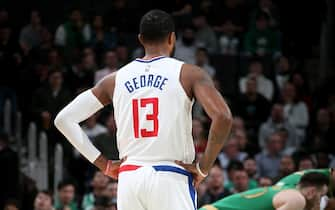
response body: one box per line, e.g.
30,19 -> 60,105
306,187 -> 317,200
138,34 -> 145,46
168,32 -> 176,45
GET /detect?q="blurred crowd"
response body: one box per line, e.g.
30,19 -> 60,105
0,0 -> 334,210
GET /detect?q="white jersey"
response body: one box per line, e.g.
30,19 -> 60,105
113,56 -> 195,164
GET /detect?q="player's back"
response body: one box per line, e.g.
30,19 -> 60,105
113,56 -> 194,164
276,169 -> 332,187
200,185 -> 293,210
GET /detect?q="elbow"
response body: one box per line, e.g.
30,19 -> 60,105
213,110 -> 233,128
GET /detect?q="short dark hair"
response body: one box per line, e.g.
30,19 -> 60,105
57,179 -> 75,191
139,9 -> 175,43
39,190 -> 53,198
196,47 -> 208,55
227,160 -> 244,172
299,172 -> 329,189
298,155 -> 316,166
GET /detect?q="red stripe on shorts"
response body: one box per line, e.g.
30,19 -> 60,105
119,165 -> 142,173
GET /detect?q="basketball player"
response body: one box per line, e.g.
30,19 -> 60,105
199,172 -> 329,210
275,168 -> 335,210
54,9 -> 232,210
276,168 -> 334,189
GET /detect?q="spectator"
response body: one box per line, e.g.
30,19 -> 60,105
82,114 -> 107,139
39,28 -> 54,52
274,155 -> 296,182
255,132 -> 284,178
19,10 -> 45,55
192,118 -> 207,154
218,20 -> 240,56
258,176 -> 273,187
307,108 -> 335,153
298,156 -> 316,170
54,8 -> 90,58
239,60 -> 274,101
0,132 -> 19,209
258,103 -> 297,149
243,157 -> 259,180
103,181 -> 118,201
3,200 -> 19,210
94,50 -> 118,84
89,15 -> 117,63
47,49 -> 64,71
244,12 -> 280,57
82,171 -> 109,210
54,180 -> 78,210
66,50 -> 96,92
315,152 -> 331,168
277,127 -> 296,155
213,0 -> 247,34
281,82 -> 309,144
34,190 -> 54,210
225,160 -> 244,183
31,69 -> 71,130
232,117 -> 245,132
234,129 -> 254,155
115,44 -> 129,67
218,136 -> 248,170
290,72 -> 311,107
193,15 -> 217,53
93,114 -> 119,160
0,23 -> 21,126
250,0 -> 280,29
274,56 -> 292,91
235,76 -> 271,141
228,169 -> 251,193
198,165 -> 230,207
175,26 -> 197,64
194,48 -> 216,77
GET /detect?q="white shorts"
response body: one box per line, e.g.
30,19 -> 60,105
117,163 -> 197,210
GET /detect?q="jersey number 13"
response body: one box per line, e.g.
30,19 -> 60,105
132,97 -> 159,138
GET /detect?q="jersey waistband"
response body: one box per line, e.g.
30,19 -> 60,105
119,164 -> 192,177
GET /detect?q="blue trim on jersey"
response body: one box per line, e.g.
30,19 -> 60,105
153,165 -> 197,210
135,56 -> 166,63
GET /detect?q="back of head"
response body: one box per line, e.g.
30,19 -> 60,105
139,9 -> 175,44
299,172 -> 329,189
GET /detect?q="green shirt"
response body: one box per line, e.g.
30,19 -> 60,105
199,185 -> 293,210
54,199 -> 78,210
276,169 -> 332,187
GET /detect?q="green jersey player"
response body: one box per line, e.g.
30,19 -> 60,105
199,172 -> 328,210
276,168 -> 334,190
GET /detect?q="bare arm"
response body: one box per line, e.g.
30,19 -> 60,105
177,64 -> 232,181
190,65 -> 232,174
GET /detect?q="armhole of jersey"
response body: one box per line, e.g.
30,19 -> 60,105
178,63 -> 193,103
112,71 -> 119,105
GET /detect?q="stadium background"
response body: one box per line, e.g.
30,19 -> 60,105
0,0 -> 334,210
